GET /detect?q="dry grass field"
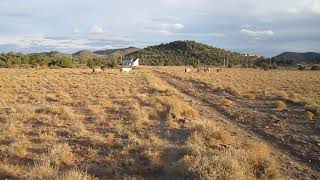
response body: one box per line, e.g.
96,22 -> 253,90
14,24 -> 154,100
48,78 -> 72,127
0,67 -> 319,179
160,67 -> 320,106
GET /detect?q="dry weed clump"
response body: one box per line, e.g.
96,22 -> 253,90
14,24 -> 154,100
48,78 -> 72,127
38,131 -> 58,143
26,160 -> 95,180
43,143 -> 75,166
243,94 -> 255,100
0,116 -> 21,142
128,103 -> 149,129
26,160 -> 59,180
5,136 -> 31,158
35,105 -> 80,121
88,133 -> 106,146
68,119 -> 88,136
62,169 -> 97,180
105,132 -> 115,145
157,96 -> 199,118
0,163 -> 21,178
274,101 -> 287,110
223,99 -> 233,107
304,104 -> 320,116
305,111 -> 314,121
245,142 -> 282,179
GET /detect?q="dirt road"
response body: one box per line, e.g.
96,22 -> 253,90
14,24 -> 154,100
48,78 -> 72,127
154,70 -> 320,179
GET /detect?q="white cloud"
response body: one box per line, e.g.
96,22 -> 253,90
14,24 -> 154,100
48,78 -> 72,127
240,29 -> 274,37
145,29 -> 225,37
240,24 -> 255,28
287,8 -> 299,14
144,16 -> 185,36
73,28 -> 80,33
285,0 -> 320,14
305,0 -> 320,14
176,33 -> 225,37
0,33 -> 136,52
89,25 -> 104,34
173,23 -> 184,29
193,11 -> 209,16
158,30 -> 173,36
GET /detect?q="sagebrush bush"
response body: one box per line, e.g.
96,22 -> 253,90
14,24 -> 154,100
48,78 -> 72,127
223,99 -> 233,107
274,101 -> 287,110
305,111 -> 314,121
45,143 -> 75,166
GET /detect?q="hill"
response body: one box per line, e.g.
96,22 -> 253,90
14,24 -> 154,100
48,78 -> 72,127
32,51 -> 72,58
72,50 -> 104,59
273,52 -> 320,65
124,40 -> 251,66
94,47 -> 139,57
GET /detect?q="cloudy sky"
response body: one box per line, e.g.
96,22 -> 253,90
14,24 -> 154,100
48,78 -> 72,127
0,0 -> 320,56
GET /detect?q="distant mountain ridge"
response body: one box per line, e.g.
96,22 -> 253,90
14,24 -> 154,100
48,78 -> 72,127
273,52 -> 320,65
72,47 -> 140,59
31,51 -> 71,57
72,50 -> 103,59
94,47 -> 139,57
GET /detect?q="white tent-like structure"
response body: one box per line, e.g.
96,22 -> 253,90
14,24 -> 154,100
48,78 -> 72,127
123,58 -> 139,67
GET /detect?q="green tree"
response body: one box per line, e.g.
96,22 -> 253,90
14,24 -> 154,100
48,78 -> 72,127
59,57 -> 73,68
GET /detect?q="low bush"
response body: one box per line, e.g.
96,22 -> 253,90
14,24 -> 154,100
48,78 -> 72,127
311,64 -> 320,71
274,101 -> 287,110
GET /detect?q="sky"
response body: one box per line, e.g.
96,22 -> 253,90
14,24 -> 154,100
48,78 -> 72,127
0,0 -> 320,56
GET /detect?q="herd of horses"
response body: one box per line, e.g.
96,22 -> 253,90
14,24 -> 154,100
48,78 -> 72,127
185,67 -> 222,73
91,67 -> 133,74
91,66 -> 221,74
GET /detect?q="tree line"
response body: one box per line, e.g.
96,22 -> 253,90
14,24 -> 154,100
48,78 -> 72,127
0,52 -> 121,69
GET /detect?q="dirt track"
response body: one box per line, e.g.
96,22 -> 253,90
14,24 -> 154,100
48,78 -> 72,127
154,70 -> 320,179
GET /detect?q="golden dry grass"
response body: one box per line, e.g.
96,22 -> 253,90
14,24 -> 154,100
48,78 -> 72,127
0,68 -> 284,179
159,67 -> 320,107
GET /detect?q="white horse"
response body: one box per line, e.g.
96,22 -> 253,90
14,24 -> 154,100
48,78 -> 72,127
120,68 -> 132,73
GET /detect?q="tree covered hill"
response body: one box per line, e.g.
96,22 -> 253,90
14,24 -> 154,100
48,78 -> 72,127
94,47 -> 139,57
272,52 -> 320,65
72,50 -> 104,59
124,40 -> 253,66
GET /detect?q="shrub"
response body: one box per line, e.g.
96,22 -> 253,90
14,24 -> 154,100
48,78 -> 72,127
59,58 -> 73,68
192,60 -> 199,68
311,65 -> 320,71
304,104 -> 320,115
305,111 -> 314,121
159,96 -> 199,118
62,169 -> 97,180
223,99 -> 233,107
271,63 -> 278,69
26,160 -> 58,180
241,64 -> 248,68
45,143 -> 75,166
244,94 -> 255,100
274,101 -> 287,110
0,60 -> 6,67
105,57 -> 120,69
260,62 -> 270,71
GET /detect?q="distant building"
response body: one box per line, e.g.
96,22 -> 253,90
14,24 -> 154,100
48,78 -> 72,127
123,58 -> 139,67
241,53 -> 256,57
